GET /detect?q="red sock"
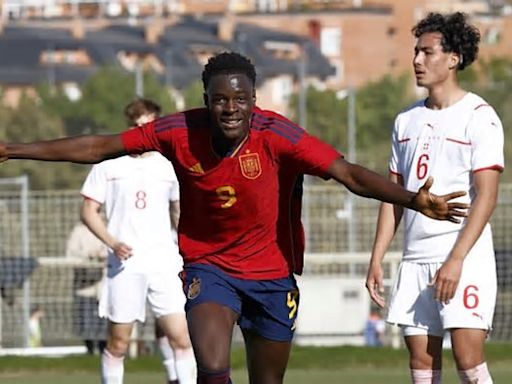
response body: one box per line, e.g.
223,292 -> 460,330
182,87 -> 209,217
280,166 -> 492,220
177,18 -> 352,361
197,368 -> 232,384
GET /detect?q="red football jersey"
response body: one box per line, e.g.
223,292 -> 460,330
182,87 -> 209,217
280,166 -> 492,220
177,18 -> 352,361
122,107 -> 341,279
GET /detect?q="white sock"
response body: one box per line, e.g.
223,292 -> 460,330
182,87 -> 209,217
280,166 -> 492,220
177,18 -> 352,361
174,347 -> 197,384
410,369 -> 442,384
101,348 -> 124,384
458,362 -> 493,384
158,336 -> 178,381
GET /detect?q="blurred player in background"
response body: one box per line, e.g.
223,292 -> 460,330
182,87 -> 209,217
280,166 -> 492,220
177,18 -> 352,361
0,52 -> 468,384
80,98 -> 195,384
65,221 -> 108,355
364,307 -> 385,347
365,12 -> 504,384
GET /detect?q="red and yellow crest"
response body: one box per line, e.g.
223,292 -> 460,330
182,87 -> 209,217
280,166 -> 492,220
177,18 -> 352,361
187,277 -> 201,300
239,153 -> 262,179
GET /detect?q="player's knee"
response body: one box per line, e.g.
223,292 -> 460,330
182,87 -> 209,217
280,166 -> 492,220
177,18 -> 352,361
107,338 -> 130,357
171,335 -> 193,350
452,348 -> 484,370
409,354 -> 440,370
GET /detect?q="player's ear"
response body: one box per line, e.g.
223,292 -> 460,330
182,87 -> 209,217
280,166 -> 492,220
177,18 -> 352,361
449,52 -> 460,70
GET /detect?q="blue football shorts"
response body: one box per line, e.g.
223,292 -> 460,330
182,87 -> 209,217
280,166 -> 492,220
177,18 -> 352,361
181,263 -> 299,342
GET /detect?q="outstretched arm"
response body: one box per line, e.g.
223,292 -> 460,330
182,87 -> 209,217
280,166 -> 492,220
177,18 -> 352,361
326,157 -> 468,222
0,135 -> 126,164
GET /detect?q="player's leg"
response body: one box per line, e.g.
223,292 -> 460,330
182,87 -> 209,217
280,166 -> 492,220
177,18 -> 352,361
442,249 -> 496,384
242,329 -> 291,384
404,332 -> 443,384
99,266 -> 148,384
387,262 -> 444,384
156,313 -> 196,384
450,328 -> 492,383
155,323 -> 179,384
149,268 -> 196,384
181,264 -> 241,384
188,302 -> 237,383
101,321 -> 134,384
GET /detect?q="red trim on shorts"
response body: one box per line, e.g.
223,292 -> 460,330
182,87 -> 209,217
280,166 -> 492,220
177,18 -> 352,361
398,138 -> 410,143
389,170 -> 402,176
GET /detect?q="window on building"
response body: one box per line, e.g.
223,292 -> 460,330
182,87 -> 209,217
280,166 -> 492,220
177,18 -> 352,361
63,83 -> 82,101
40,49 -> 91,66
272,75 -> 293,105
320,27 -> 342,57
263,41 -> 301,60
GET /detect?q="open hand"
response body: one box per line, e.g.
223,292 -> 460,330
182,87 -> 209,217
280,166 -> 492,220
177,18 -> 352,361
429,257 -> 463,304
365,263 -> 386,308
413,177 -> 469,223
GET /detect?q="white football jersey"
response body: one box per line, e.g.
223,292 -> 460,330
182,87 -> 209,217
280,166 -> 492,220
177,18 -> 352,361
390,92 -> 504,262
81,152 -> 180,270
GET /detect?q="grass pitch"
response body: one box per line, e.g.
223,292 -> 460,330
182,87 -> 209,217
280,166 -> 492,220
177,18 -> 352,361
0,343 -> 511,383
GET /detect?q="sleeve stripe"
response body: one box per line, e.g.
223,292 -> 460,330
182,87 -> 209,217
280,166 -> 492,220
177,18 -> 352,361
252,114 -> 304,144
154,114 -> 186,133
446,138 -> 471,145
80,194 -> 102,204
474,165 -> 504,173
474,104 -> 491,110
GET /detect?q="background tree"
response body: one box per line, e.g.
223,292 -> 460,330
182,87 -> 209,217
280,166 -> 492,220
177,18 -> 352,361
462,58 -> 511,180
0,94 -> 90,189
40,66 -> 176,136
290,74 -> 414,176
183,80 -> 204,109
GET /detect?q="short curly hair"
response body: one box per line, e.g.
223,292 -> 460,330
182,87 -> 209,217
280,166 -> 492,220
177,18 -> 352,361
412,12 -> 480,70
202,51 -> 256,90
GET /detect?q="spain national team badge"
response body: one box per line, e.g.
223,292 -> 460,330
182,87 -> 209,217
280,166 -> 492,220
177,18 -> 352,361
187,277 -> 201,300
239,152 -> 262,179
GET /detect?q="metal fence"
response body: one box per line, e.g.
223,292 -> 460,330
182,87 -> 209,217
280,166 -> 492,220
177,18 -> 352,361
0,182 -> 511,348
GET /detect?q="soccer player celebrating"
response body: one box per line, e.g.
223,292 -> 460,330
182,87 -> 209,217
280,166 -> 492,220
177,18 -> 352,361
0,51 -> 468,384
80,98 -> 195,384
365,12 -> 504,384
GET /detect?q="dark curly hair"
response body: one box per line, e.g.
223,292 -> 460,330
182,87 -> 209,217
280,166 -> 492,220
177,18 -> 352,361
412,12 -> 480,70
202,51 -> 256,89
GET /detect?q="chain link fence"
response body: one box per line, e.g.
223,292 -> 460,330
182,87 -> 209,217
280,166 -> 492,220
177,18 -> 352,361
0,183 -> 511,348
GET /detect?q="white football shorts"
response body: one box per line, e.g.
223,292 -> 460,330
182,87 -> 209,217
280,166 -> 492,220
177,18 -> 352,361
386,248 -> 497,337
99,259 -> 185,323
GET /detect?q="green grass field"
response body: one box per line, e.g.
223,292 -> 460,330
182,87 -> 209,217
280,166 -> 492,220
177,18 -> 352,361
0,343 -> 511,383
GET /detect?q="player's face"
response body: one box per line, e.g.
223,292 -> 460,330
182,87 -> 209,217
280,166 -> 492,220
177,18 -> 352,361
205,73 -> 255,143
413,32 -> 459,89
